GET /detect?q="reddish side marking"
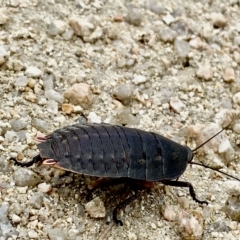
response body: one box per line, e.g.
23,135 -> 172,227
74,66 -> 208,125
34,136 -> 48,142
42,159 -> 67,171
137,180 -> 155,189
42,159 -> 57,165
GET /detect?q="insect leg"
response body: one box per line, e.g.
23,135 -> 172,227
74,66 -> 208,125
9,154 -> 42,167
112,179 -> 141,226
161,180 -> 208,205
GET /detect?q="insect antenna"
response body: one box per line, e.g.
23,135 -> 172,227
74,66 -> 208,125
190,125 -> 240,182
192,128 -> 225,153
190,161 -> 240,182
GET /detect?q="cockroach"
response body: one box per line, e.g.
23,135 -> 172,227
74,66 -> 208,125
9,123 -> 240,225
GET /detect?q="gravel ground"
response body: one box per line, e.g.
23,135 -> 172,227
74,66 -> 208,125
1,0 -> 240,239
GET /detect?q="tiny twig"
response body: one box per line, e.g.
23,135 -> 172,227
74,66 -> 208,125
98,220 -> 114,240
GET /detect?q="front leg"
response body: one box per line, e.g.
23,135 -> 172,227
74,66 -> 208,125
161,180 -> 208,205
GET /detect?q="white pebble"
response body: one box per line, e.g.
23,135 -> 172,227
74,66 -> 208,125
133,74 -> 147,84
170,97 -> 186,113
87,112 -> 101,123
45,89 -> 64,103
162,13 -> 175,25
178,212 -> 203,238
218,138 -> 232,153
28,230 -> 39,239
46,100 -> 58,114
233,122 -> 240,134
15,76 -> 28,87
127,232 -> 137,240
38,183 -> 52,193
25,66 -> 42,78
12,214 -> 21,223
163,205 -> 177,221
233,92 -> 240,105
196,64 -> 213,81
69,17 -> 94,37
17,186 -> 28,194
48,20 -> 66,36
150,222 -> 157,229
174,39 -> 190,58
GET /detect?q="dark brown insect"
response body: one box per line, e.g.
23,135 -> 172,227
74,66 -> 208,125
10,123 -> 240,225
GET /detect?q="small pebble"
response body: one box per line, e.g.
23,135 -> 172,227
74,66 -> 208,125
47,228 -> 66,240
210,221 -> 230,232
45,89 -> 64,103
16,186 -> 28,194
196,64 -> 213,81
189,37 -> 205,49
214,109 -> 234,128
23,91 -> 37,103
4,130 -> 18,143
224,192 -> 240,221
116,107 -> 139,125
69,17 -> 94,38
68,228 -> 80,238
178,212 -> 203,238
158,27 -> 176,43
11,214 -> 21,223
32,118 -> 49,132
163,205 -> 177,221
13,168 -> 41,187
233,92 -> 240,105
174,39 -> 190,57
38,183 -> 52,193
233,121 -> 240,134
43,74 -> 54,91
112,84 -> 132,105
113,14 -> 123,22
28,230 -> 38,239
15,76 -> 28,87
162,13 -> 175,25
222,67 -> 235,82
133,74 -> 147,84
9,118 -> 29,131
87,112 -> 101,123
25,66 -> 42,78
29,193 -> 44,209
84,196 -> 106,218
0,8 -> 9,24
125,8 -> 142,26
62,103 -> 74,114
127,232 -> 137,240
46,99 -> 58,114
0,46 -> 9,65
9,0 -> 19,7
211,12 -> 227,28
170,97 -> 186,113
63,83 -> 93,109
48,20 -> 66,36
150,222 -> 157,229
89,26 -> 103,41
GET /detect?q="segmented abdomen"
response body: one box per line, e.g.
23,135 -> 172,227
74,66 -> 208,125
38,124 -> 164,180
